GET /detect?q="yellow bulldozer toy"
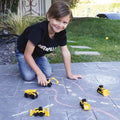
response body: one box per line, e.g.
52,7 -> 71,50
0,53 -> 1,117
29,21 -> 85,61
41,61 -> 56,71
80,99 -> 90,110
97,85 -> 109,96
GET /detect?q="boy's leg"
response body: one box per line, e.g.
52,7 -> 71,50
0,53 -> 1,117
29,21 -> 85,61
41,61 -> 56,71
15,46 -> 52,80
15,47 -> 35,81
34,56 -> 53,79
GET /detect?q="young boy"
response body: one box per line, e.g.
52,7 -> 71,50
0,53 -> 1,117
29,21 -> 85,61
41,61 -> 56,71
15,1 -> 83,86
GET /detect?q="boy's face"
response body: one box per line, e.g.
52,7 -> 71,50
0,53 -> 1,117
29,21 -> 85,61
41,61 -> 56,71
47,15 -> 70,33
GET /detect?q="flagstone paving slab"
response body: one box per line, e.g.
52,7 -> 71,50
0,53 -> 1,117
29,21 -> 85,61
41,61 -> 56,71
0,62 -> 120,120
75,51 -> 100,55
71,46 -> 91,49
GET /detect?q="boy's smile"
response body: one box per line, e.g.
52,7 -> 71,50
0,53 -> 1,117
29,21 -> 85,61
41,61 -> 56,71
47,15 -> 70,37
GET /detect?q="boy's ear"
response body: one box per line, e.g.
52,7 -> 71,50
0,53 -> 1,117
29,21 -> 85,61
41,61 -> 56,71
46,13 -> 49,21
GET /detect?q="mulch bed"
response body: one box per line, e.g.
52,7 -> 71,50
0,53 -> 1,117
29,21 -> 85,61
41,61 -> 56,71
0,28 -> 18,65
0,27 -> 18,65
0,42 -> 17,65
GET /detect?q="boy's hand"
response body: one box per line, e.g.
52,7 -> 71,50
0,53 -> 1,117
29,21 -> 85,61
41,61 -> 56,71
67,74 -> 83,80
37,74 -> 48,86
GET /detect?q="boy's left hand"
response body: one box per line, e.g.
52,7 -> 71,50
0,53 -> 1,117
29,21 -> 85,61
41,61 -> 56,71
67,74 -> 83,80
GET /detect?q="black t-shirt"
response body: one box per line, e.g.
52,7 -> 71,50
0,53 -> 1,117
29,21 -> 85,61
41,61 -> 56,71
17,20 -> 67,57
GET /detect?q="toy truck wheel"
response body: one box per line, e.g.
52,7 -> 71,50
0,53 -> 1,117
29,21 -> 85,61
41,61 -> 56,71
47,82 -> 52,87
80,99 -> 86,109
80,102 -> 84,109
34,113 -> 38,116
39,112 -> 45,116
31,95 -> 35,99
24,93 -> 29,98
97,88 -> 101,92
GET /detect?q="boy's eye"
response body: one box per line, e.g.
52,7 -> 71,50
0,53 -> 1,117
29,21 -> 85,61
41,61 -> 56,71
63,21 -> 68,25
55,19 -> 68,25
63,22 -> 67,24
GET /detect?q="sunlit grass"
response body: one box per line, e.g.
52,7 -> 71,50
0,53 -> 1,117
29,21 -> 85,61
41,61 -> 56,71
49,18 -> 120,63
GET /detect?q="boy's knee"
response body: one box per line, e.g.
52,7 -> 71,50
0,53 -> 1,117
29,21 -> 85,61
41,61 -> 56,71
45,69 -> 53,79
22,72 -> 35,81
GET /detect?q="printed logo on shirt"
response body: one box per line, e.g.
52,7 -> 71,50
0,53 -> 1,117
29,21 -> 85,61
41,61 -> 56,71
38,44 -> 56,52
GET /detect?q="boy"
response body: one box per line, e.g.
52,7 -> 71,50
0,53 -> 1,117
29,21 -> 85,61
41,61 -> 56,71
15,1 -> 83,86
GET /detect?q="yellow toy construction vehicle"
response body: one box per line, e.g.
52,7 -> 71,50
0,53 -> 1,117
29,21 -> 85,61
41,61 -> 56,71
47,77 -> 59,87
24,89 -> 38,99
29,106 -> 49,117
80,99 -> 90,110
97,85 -> 109,96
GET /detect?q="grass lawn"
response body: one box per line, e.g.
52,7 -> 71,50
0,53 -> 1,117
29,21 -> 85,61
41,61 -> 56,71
48,17 -> 120,63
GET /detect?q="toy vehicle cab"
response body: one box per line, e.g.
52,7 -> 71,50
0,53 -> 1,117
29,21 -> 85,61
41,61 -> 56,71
29,106 -> 49,117
80,99 -> 90,110
47,77 -> 59,87
24,89 -> 38,99
97,85 -> 109,96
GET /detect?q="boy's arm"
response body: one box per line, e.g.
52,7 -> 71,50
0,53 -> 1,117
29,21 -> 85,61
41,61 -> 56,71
60,45 -> 83,80
24,40 -> 47,86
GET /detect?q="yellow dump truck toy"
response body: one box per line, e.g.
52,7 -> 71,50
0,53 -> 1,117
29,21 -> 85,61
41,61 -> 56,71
47,77 -> 59,87
24,89 -> 38,99
80,99 -> 90,110
29,106 -> 50,117
97,85 -> 109,96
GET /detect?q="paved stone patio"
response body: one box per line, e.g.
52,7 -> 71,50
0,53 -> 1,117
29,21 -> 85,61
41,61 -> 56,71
0,62 -> 120,120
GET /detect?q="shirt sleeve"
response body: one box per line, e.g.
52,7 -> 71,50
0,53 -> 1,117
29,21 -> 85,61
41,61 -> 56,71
58,30 -> 67,46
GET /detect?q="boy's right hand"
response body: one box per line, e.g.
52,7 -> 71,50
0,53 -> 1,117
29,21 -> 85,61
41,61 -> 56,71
37,74 -> 48,86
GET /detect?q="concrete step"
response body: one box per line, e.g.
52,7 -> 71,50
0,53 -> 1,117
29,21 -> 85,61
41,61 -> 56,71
67,40 -> 76,43
71,45 -> 91,49
75,51 -> 100,55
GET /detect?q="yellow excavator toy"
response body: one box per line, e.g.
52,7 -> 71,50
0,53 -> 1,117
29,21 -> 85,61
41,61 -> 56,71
47,77 -> 59,87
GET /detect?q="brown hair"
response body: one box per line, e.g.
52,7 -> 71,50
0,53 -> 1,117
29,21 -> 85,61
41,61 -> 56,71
47,1 -> 73,20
